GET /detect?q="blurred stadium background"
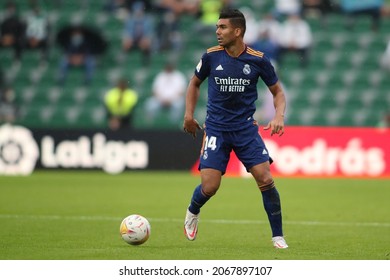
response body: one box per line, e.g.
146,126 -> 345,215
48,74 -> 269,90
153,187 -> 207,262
0,0 -> 389,130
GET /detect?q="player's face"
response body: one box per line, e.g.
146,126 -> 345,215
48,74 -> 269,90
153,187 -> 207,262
216,19 -> 238,47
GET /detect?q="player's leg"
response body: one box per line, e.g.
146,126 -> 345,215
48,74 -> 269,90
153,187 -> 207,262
234,125 -> 287,248
250,163 -> 288,248
184,168 -> 222,240
184,128 -> 228,240
189,168 -> 222,215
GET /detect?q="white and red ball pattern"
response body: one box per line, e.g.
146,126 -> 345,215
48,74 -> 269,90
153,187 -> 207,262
120,214 -> 151,245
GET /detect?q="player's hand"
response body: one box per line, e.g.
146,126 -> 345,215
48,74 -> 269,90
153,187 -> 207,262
183,118 -> 202,138
263,116 -> 285,137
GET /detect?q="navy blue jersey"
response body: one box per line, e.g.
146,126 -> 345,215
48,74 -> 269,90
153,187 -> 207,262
195,45 -> 278,131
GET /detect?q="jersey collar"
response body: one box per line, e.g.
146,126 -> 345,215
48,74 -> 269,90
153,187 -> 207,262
224,44 -> 247,58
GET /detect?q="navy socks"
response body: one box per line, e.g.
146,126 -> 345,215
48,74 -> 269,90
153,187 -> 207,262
188,184 -> 210,215
260,182 -> 283,237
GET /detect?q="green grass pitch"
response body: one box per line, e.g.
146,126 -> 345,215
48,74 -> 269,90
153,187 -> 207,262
0,171 -> 389,260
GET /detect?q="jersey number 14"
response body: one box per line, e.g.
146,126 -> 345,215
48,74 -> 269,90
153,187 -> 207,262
204,136 -> 217,151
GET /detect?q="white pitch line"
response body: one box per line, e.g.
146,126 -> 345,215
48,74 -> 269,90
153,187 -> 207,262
0,214 -> 389,228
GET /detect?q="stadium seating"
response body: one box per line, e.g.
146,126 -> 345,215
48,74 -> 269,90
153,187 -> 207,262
1,0 -> 389,130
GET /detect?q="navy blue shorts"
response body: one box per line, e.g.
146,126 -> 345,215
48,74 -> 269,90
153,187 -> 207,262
199,124 -> 271,174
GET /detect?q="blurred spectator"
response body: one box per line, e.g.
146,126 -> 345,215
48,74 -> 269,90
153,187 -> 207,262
258,13 -> 282,47
255,12 -> 282,64
128,0 -> 154,11
194,0 -> 232,31
302,0 -> 335,26
241,7 -> 260,47
103,0 -> 153,20
56,25 -> 107,85
121,1 -> 154,65
277,13 -> 313,68
104,78 -> 138,130
145,62 -> 187,125
273,0 -> 301,19
381,39 -> 390,71
382,1 -> 390,16
0,85 -> 17,124
57,28 -> 95,85
24,4 -> 50,63
154,0 -> 184,51
166,0 -> 200,15
241,8 -> 279,64
340,0 -> 384,31
104,0 -> 131,20
199,0 -> 226,25
0,1 -> 25,63
174,0 -> 200,14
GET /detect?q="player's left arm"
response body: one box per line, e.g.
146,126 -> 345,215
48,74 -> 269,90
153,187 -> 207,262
263,81 -> 286,136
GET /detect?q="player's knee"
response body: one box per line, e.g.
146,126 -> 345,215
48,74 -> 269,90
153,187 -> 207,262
200,169 -> 222,196
255,174 -> 274,189
201,184 -> 219,197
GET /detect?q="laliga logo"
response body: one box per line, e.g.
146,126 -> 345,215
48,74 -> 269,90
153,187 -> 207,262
41,133 -> 149,174
0,124 -> 39,175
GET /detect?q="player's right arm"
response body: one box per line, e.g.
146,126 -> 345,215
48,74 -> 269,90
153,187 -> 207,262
183,75 -> 202,138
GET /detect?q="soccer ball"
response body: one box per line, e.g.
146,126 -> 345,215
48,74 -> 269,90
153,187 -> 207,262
120,214 -> 151,245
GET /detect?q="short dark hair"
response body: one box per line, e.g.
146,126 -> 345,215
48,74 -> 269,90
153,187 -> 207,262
219,8 -> 246,36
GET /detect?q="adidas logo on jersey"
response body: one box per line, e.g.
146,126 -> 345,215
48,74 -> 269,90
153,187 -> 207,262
262,149 -> 268,155
216,65 -> 223,70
